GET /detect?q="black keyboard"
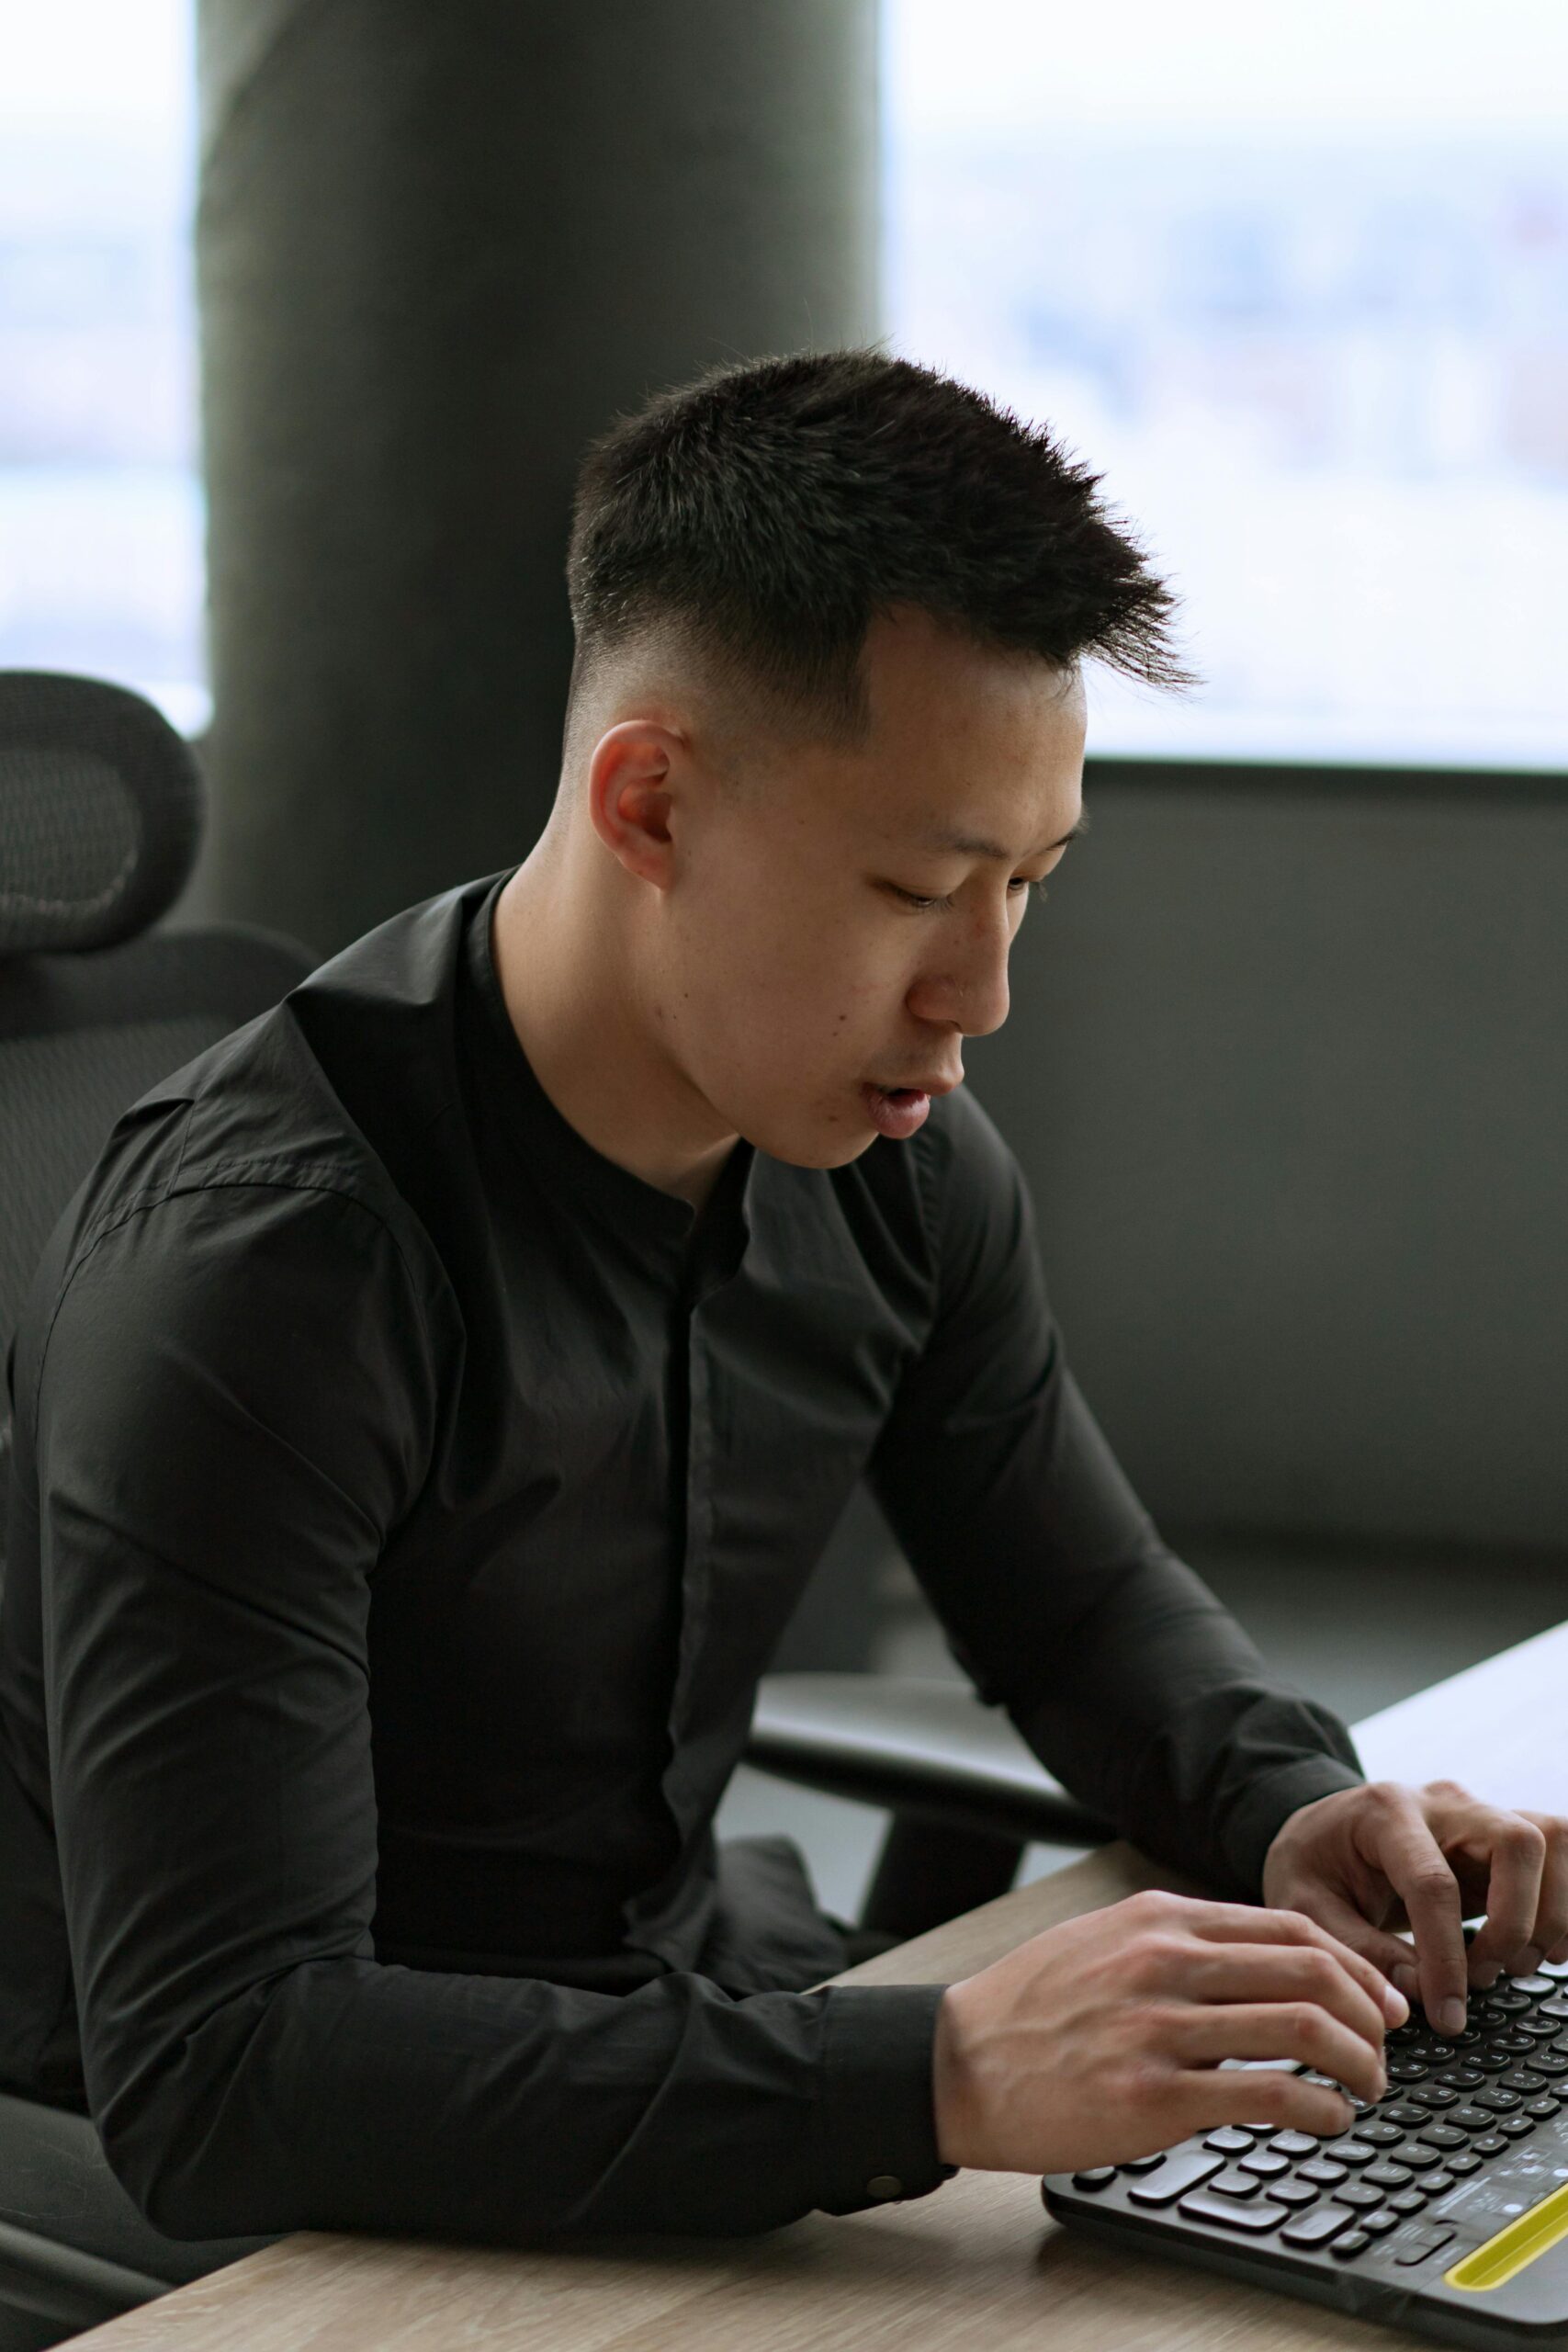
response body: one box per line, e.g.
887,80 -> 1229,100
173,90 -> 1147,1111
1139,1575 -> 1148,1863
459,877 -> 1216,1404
1043,1959 -> 1568,2349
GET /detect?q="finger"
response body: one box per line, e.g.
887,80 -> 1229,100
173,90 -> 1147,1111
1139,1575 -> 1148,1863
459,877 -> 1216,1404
1179,1939 -> 1393,2055
1282,1882 -> 1421,2005
1170,2004 -> 1386,2105
1463,1808 -> 1548,1984
1189,2064 -> 1355,2142
1359,1792 -> 1470,2035
1519,1817 -> 1568,1968
1179,1898 -> 1407,2024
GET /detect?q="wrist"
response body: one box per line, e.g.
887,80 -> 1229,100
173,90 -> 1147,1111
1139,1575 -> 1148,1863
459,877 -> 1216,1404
931,1981 -> 979,2171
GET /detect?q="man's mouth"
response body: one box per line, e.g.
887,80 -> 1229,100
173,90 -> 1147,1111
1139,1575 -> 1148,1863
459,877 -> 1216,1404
861,1080 -> 953,1139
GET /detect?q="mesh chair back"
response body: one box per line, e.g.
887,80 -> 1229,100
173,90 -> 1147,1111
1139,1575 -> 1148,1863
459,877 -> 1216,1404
0,673 -> 317,1581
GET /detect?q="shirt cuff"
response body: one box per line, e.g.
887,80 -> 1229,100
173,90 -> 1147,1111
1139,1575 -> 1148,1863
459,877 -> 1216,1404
814,1983 -> 958,2215
1224,1751 -> 1369,1895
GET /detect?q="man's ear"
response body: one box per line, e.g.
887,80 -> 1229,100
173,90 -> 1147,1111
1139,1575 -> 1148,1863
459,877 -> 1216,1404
584,720 -> 687,891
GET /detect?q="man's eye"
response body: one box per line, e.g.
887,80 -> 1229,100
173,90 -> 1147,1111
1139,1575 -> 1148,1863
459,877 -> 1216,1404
888,884 -> 953,911
1010,876 -> 1050,903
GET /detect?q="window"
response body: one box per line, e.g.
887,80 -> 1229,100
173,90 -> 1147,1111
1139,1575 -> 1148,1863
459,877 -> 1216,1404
0,0 -> 205,729
886,0 -> 1568,769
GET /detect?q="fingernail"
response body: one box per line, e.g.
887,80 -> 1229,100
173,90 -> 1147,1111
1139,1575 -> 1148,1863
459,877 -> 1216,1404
1381,1978 -> 1409,2024
1437,1997 -> 1466,2037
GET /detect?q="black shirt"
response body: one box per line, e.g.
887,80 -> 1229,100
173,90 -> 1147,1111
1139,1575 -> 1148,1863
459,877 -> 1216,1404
0,867 -> 1363,2244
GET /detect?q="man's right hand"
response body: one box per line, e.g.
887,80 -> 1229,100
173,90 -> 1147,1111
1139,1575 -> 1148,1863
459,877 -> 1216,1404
931,1887 -> 1410,2176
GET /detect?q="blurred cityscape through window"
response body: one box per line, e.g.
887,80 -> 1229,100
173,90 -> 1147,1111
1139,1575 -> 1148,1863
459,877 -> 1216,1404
4,6 -> 1564,771
0,1 -> 203,729
886,0 -> 1568,768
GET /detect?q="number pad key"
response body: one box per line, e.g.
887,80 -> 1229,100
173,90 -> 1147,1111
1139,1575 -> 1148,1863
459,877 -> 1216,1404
1179,2191 -> 1292,2233
1126,2151 -> 1225,2206
1299,2157 -> 1348,2186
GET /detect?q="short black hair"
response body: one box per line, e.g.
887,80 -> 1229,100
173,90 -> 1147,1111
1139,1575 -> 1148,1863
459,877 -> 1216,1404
564,346 -> 1196,744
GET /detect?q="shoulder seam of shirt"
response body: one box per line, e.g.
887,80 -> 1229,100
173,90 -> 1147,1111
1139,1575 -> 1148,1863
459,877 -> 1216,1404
34,1166 -> 439,1438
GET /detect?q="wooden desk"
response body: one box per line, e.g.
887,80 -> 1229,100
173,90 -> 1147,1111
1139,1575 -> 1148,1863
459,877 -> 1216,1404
70,1621 -> 1567,2351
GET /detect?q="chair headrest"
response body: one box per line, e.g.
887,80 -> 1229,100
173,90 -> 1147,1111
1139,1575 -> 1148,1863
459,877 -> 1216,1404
0,671 -> 203,956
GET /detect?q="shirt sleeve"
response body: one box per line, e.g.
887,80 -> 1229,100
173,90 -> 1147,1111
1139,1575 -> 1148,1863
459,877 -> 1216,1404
867,1091 -> 1366,1898
29,1178 -> 949,2242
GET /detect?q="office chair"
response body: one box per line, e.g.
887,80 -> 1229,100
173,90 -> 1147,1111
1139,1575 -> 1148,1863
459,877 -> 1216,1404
0,670 -> 1108,2346
0,673 -> 321,2346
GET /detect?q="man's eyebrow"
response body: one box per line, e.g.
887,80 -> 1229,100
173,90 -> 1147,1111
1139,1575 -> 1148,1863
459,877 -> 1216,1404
918,808 -> 1091,860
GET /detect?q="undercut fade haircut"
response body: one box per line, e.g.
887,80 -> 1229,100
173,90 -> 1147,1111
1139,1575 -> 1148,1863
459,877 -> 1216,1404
564,346 -> 1198,749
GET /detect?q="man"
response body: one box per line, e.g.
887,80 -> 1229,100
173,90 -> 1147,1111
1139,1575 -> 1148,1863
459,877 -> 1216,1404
3,350 -> 1563,2249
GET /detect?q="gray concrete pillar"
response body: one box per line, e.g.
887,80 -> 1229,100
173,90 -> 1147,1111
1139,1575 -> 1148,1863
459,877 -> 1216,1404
193,0 -> 879,956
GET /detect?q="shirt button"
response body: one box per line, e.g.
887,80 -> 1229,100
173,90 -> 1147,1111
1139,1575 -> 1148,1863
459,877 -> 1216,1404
865,2174 -> 904,2201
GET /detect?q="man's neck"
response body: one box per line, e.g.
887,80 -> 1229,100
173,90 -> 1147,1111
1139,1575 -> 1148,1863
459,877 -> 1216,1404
490,851 -> 739,1214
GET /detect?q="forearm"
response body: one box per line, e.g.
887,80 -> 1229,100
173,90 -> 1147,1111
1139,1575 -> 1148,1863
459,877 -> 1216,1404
1006,1540 -> 1365,1895
92,1954 -> 952,2243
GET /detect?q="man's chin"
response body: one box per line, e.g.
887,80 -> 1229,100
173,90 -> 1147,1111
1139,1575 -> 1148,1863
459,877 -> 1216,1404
734,1111 -> 879,1172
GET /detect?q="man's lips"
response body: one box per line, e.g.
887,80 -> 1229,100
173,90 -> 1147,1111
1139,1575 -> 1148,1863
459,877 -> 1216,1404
859,1074 -> 961,1142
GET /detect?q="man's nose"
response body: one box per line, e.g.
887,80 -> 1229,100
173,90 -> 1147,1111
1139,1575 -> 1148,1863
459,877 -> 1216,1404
908,914 -> 1011,1038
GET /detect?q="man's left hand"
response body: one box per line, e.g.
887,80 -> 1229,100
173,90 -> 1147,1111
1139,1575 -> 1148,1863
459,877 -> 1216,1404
1261,1780 -> 1568,2038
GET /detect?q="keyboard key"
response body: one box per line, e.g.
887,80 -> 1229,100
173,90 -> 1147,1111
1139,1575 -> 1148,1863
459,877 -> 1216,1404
1352,2121 -> 1404,2146
1179,2191 -> 1292,2233
1514,1974 -> 1554,1996
1407,2086 -> 1459,2109
1073,2167 -> 1118,2188
1362,2161 -> 1414,2188
1117,2154 -> 1169,2172
1280,2205 -> 1351,2246
1330,2229 -> 1371,2258
1389,2188 -> 1430,2215
1400,2145 -> 1441,2169
1446,2152 -> 1482,2175
1326,2140 -> 1376,2166
1332,2181 -> 1383,2210
1423,2170 -> 1456,2195
1239,2148 -> 1291,2178
1382,2103 -> 1431,2127
1436,2066 -> 1483,2089
1450,2107 -> 1495,2132
1202,2128 -> 1257,2154
1416,2123 -> 1466,2149
1491,1992 -> 1531,2015
1269,2131 -> 1320,2158
1394,2222 -> 1456,2267
1126,2151 -> 1224,2206
1476,2088 -> 1522,2112
1526,2097 -> 1562,2119
1498,2116 -> 1535,2139
1502,2069 -> 1548,2092
1386,2057 -> 1429,2081
1208,2166 -> 1263,2198
1299,2158 -> 1348,2186
1359,2207 -> 1399,2235
1472,2132 -> 1508,2157
1531,2053 -> 1568,2076
1269,2177 -> 1321,2209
